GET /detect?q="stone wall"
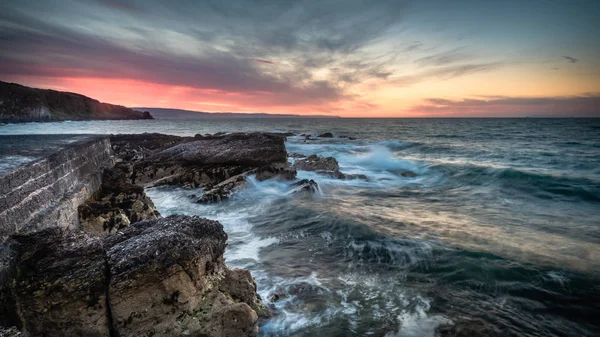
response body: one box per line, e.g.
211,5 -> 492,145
0,136 -> 114,238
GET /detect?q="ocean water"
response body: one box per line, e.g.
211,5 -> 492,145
2,118 -> 600,336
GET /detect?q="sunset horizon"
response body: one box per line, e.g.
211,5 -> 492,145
1,0 -> 599,117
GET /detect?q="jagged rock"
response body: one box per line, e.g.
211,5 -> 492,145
254,163 -> 297,181
104,215 -> 269,337
78,163 -> 160,235
9,228 -> 110,337
289,179 -> 320,195
197,173 -> 247,204
293,154 -> 339,171
318,132 -> 334,138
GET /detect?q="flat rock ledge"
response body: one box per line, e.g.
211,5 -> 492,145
0,215 -> 269,337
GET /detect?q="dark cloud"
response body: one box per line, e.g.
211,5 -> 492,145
408,94 -> 600,117
563,56 -> 579,63
0,0 -> 415,106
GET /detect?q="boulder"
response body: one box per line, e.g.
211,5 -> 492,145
0,215 -> 269,337
318,132 -> 334,138
293,154 -> 340,172
147,133 -> 287,167
104,215 -> 269,337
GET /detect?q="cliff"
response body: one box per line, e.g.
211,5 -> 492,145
0,81 -> 153,123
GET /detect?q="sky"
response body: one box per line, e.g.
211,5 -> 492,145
1,0 -> 599,117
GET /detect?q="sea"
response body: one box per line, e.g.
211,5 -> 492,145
1,118 -> 599,336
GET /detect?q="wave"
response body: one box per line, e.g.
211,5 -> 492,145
432,163 -> 600,202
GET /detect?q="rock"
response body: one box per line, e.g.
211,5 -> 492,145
9,228 -> 110,337
288,153 -> 307,159
389,169 -> 418,177
0,241 -> 19,328
319,171 -> 368,181
197,173 -> 248,204
78,163 -> 160,235
104,215 -> 269,337
0,215 -> 268,337
293,154 -> 340,172
110,133 -> 190,163
147,133 -> 287,167
304,135 -> 316,141
268,293 -> 285,303
254,163 -> 297,181
289,179 -> 320,195
318,132 -> 334,138
348,137 -> 357,140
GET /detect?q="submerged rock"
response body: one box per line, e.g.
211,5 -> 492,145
389,169 -> 418,177
0,215 -> 269,337
289,179 -> 320,195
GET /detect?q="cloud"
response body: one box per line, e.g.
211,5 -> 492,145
563,56 -> 579,63
414,47 -> 470,67
0,0 -> 414,109
406,94 -> 600,117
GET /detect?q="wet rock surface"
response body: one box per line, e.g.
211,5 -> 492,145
0,215 -> 269,337
293,154 -> 340,171
289,179 -> 320,195
293,154 -> 368,181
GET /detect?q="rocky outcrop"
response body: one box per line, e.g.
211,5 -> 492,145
318,132 -> 334,138
0,136 -> 114,238
293,154 -> 368,181
112,133 -> 296,202
293,154 -> 340,172
147,133 -> 287,167
78,163 -> 160,235
0,215 -> 269,337
0,81 -> 153,123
